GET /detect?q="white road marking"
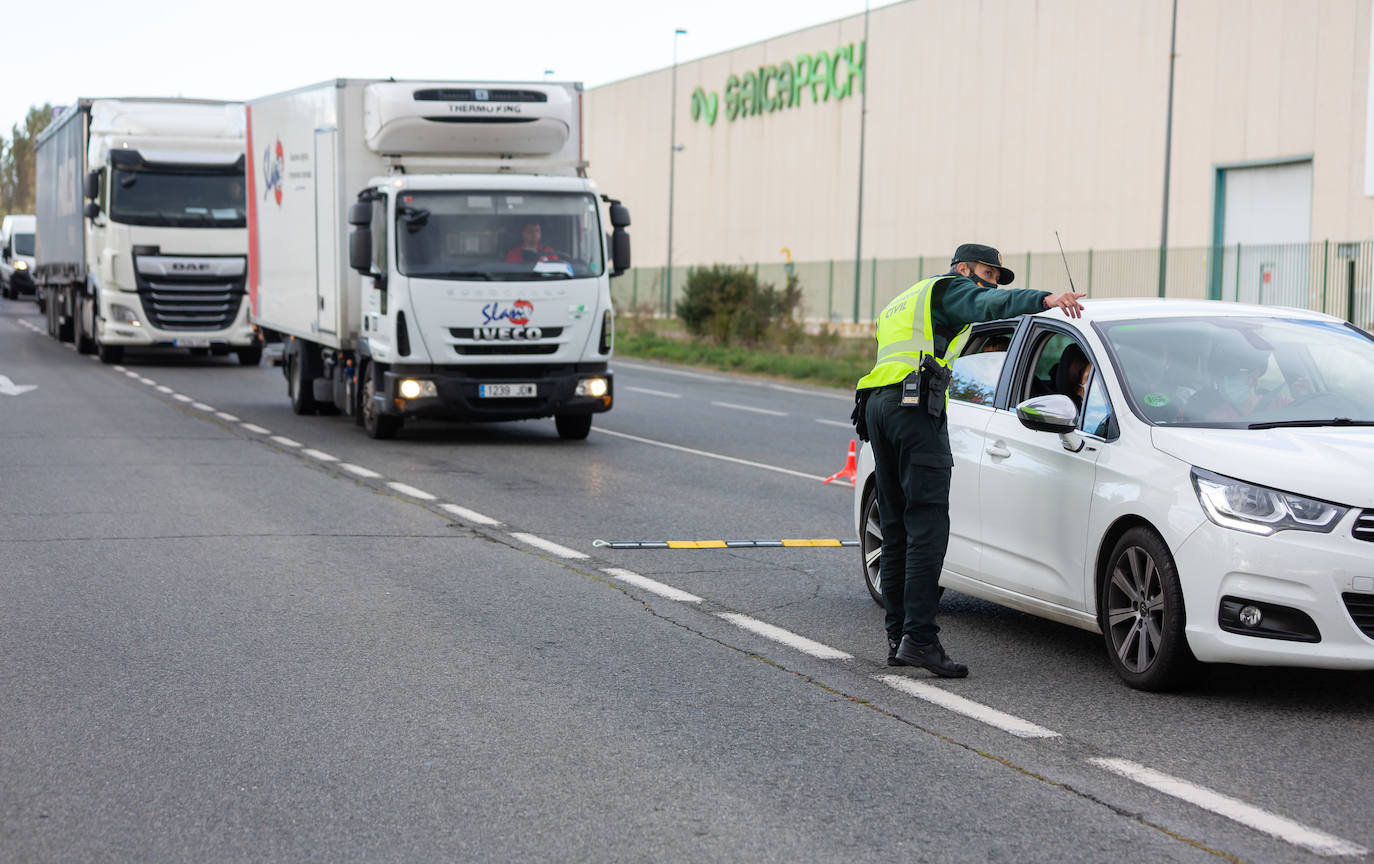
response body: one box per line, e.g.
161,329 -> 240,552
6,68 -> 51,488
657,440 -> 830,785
614,359 -> 851,401
591,427 -> 828,483
625,386 -> 682,399
340,463 -> 381,479
303,448 -> 338,462
156,386 -> 173,394
270,435 -> 301,448
814,418 -> 852,428
192,402 -> 215,412
123,370 -> 139,378
712,400 -> 788,417
510,532 -> 588,559
1089,757 -> 1367,857
441,503 -> 502,526
387,482 -> 436,501
240,423 -> 270,434
113,365 -> 127,372
172,394 -> 193,403
602,568 -> 702,603
876,675 -> 1061,739
718,613 -> 852,660
215,412 -> 240,422
138,377 -> 156,385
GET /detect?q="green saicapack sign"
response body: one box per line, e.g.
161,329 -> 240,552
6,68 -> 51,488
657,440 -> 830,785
690,42 -> 865,126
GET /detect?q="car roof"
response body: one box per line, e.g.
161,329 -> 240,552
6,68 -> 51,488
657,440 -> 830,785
1042,297 -> 1339,327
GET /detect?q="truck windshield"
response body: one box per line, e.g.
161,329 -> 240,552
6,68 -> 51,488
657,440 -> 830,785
395,191 -> 604,280
110,168 -> 246,228
13,233 -> 34,256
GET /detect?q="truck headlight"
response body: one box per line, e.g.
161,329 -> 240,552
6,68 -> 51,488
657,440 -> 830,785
398,378 -> 436,399
13,260 -> 27,271
110,303 -> 142,326
1191,468 -> 1347,535
576,377 -> 608,398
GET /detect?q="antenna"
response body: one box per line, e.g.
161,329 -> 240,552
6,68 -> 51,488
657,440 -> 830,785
1055,231 -> 1078,294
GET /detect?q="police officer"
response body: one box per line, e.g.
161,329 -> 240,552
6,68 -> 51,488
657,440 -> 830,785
856,243 -> 1085,677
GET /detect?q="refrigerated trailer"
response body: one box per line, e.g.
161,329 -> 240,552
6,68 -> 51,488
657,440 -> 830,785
246,79 -> 630,439
34,98 -> 259,364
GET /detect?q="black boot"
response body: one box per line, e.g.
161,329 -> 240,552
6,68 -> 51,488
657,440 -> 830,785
895,635 -> 969,678
887,639 -> 908,667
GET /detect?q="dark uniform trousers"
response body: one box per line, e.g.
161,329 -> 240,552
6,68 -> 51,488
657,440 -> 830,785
864,384 -> 954,644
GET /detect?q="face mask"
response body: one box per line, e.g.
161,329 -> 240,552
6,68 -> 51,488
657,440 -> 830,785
1219,374 -> 1251,406
963,267 -> 996,288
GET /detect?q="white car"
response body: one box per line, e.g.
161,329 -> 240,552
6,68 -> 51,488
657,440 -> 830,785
854,299 -> 1374,690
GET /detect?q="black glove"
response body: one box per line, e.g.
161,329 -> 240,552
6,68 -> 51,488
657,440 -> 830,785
851,389 -> 871,442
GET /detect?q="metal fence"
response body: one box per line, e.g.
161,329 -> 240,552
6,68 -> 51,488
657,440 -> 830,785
613,240 -> 1374,331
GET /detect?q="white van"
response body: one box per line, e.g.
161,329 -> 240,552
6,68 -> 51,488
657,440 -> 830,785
1,214 -> 37,299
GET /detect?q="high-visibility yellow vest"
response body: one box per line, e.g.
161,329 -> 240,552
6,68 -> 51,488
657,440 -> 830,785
855,275 -> 971,391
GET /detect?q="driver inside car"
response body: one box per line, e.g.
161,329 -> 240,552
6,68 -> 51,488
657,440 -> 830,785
506,221 -> 557,264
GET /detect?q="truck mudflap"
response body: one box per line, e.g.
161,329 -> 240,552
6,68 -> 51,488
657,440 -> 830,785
379,364 -> 613,422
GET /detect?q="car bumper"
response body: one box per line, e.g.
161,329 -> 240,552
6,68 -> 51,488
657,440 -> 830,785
97,294 -> 256,347
1176,512 -> 1374,669
7,270 -> 35,294
380,365 -> 614,421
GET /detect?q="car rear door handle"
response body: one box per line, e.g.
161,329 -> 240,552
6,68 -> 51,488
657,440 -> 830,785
986,442 -> 1011,459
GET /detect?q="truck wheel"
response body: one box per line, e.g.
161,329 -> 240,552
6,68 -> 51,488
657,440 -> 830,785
236,344 -> 263,366
288,354 -> 317,415
1099,526 -> 1197,691
98,342 -> 123,364
362,374 -> 400,439
75,307 -> 96,355
554,413 -> 592,440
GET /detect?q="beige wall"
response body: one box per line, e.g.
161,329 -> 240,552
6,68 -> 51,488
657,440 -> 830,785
585,0 -> 1374,272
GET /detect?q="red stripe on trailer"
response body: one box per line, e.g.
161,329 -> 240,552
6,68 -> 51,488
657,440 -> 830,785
244,104 -> 259,317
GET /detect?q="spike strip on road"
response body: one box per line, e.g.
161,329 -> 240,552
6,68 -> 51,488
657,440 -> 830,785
592,538 -> 858,549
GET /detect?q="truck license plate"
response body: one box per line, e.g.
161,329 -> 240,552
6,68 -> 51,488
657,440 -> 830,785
479,383 -> 537,398
174,338 -> 211,348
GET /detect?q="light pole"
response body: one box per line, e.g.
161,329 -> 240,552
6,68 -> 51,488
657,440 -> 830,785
852,0 -> 870,323
1157,0 -> 1179,298
666,27 -> 686,315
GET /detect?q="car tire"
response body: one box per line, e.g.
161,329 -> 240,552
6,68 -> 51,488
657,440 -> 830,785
1099,526 -> 1197,691
288,353 -> 317,415
362,373 -> 400,439
554,413 -> 592,440
75,306 -> 96,355
860,485 -> 885,606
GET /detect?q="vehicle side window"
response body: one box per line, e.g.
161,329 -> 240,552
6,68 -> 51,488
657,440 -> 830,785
949,327 -> 1015,405
1018,330 -> 1096,417
1080,371 -> 1118,439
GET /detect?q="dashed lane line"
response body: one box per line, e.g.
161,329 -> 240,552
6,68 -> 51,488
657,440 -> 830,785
717,613 -> 852,660
192,402 -> 215,412
387,481 -> 436,501
240,423 -> 270,435
156,386 -> 173,394
441,503 -> 502,526
814,418 -> 852,429
341,463 -> 382,479
601,567 -> 702,603
172,394 -> 193,403
625,386 -> 682,399
138,377 -> 156,386
1090,757 -> 1368,857
303,448 -> 338,462
510,532 -> 588,559
876,675 -> 1061,739
591,427 -> 828,483
215,412 -> 240,422
270,435 -> 302,448
711,400 -> 788,417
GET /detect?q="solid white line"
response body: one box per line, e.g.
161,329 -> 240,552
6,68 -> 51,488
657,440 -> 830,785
718,613 -> 852,660
156,385 -> 173,394
1089,758 -> 1367,857
876,675 -> 1061,739
270,435 -> 301,448
712,400 -> 788,417
172,394 -> 193,403
240,423 -> 270,434
602,567 -> 702,603
192,402 -> 215,412
303,448 -> 338,462
591,427 -> 828,483
510,532 -> 588,559
625,386 -> 682,399
814,418 -> 852,428
388,482 -> 436,501
441,503 -> 502,526
215,412 -> 240,422
340,463 -> 381,479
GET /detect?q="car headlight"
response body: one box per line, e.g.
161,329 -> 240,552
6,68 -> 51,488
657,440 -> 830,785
398,378 -> 437,399
13,260 -> 27,271
1191,468 -> 1348,535
576,377 -> 609,398
110,303 -> 142,326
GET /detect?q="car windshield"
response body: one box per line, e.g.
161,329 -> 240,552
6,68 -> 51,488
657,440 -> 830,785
1100,315 -> 1374,427
394,191 -> 604,281
13,233 -> 34,256
110,168 -> 246,228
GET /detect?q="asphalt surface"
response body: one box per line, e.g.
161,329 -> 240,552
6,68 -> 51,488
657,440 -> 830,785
3,296 -> 1373,863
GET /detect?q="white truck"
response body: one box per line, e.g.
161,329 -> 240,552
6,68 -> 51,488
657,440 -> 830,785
1,214 -> 36,299
34,98 -> 260,364
246,79 -> 630,439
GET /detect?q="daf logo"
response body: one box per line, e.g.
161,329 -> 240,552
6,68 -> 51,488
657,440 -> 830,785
172,262 -> 211,272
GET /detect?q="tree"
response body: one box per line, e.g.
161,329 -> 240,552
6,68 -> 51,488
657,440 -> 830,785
0,103 -> 55,220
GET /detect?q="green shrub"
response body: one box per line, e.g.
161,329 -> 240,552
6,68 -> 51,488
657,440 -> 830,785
677,265 -> 800,346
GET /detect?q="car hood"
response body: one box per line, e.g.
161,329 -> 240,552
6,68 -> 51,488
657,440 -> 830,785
1151,426 -> 1374,508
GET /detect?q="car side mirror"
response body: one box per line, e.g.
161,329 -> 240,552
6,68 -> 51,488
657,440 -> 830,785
349,227 -> 372,273
610,228 -> 630,277
85,169 -> 102,200
84,201 -> 102,219
1015,394 -> 1085,452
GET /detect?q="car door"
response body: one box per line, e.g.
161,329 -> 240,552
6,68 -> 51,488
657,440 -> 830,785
942,324 -> 1018,580
976,324 -> 1105,612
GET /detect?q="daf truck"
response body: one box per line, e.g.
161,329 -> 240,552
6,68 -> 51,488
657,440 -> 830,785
35,98 -> 260,364
246,79 -> 630,439
1,214 -> 36,299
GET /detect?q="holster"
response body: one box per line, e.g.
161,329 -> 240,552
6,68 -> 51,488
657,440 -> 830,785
921,355 -> 952,419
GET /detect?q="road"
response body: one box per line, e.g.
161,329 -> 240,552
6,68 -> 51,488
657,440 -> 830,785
3,297 -> 1373,863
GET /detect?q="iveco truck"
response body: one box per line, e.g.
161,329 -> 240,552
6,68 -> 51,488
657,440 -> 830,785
246,79 -> 630,439
34,98 -> 260,364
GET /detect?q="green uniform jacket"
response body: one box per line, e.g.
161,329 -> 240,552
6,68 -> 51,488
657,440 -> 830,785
927,275 -> 1051,357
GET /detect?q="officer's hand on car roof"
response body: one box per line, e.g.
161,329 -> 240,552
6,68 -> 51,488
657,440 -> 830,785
1044,291 -> 1087,319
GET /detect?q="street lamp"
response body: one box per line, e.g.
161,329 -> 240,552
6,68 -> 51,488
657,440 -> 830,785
666,27 -> 687,315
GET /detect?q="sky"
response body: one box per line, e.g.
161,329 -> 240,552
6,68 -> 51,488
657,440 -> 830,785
2,0 -> 899,135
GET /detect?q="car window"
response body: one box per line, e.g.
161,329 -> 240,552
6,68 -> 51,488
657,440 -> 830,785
1017,330 -> 1094,416
949,328 -> 1015,405
1080,370 -> 1117,439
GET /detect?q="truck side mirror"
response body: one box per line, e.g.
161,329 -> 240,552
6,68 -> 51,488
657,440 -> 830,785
609,203 -> 631,229
84,201 -> 102,219
348,200 -> 372,227
84,169 -> 102,200
610,228 -> 631,277
349,228 -> 373,273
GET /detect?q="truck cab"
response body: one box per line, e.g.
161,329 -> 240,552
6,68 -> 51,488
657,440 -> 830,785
0,214 -> 36,299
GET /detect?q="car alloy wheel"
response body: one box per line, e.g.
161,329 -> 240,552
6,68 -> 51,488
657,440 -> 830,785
861,487 -> 884,605
1101,526 -> 1195,691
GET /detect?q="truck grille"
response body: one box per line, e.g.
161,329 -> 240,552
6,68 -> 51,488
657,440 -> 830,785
133,256 -> 246,331
1341,593 -> 1374,639
1354,510 -> 1374,543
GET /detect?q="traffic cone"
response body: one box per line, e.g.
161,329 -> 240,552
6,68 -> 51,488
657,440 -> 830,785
824,439 -> 858,486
